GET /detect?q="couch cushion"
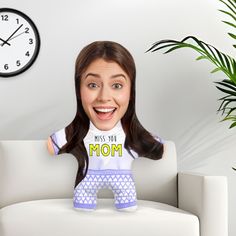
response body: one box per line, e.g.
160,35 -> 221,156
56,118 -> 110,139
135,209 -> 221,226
0,199 -> 199,236
0,140 -> 178,208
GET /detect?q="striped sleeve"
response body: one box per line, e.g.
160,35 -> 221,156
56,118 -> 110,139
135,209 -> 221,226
129,134 -> 164,159
154,135 -> 165,144
50,128 -> 67,155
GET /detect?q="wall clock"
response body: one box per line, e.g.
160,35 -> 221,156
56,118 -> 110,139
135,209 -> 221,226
0,8 -> 40,77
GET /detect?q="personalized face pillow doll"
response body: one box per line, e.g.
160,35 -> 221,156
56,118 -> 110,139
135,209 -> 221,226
47,41 -> 164,211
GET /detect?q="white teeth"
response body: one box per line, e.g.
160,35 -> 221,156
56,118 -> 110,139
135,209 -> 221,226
94,108 -> 116,113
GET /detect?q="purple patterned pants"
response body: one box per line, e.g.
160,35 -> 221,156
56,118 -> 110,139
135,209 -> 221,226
73,169 -> 137,210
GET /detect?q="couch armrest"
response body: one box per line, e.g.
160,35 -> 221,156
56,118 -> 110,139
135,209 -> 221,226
178,172 -> 228,236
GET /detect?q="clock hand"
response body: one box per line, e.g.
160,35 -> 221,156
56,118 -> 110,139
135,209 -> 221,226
7,31 -> 26,42
2,24 -> 23,46
0,37 -> 11,46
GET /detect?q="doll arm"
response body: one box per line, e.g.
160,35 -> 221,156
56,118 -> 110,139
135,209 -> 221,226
47,137 -> 55,155
152,134 -> 164,144
47,128 -> 67,155
130,135 -> 164,159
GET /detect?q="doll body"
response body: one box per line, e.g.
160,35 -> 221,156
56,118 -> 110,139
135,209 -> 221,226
51,121 -> 138,210
48,41 -> 164,211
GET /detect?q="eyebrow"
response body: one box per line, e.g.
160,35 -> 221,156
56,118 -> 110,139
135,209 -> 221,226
85,73 -> 127,80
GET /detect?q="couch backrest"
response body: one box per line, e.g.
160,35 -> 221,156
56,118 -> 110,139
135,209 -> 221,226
0,140 -> 177,208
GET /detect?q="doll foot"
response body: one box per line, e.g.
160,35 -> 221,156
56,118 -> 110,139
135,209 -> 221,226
117,205 -> 137,212
74,207 -> 95,212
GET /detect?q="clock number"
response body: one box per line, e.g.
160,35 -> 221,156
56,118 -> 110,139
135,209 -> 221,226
1,15 -> 8,21
4,64 -> 9,70
16,60 -> 21,67
0,9 -> 40,77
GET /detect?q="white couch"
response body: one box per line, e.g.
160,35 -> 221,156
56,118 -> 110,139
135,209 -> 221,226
0,140 -> 228,236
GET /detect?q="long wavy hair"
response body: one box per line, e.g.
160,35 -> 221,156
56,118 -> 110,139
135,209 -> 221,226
59,41 -> 164,188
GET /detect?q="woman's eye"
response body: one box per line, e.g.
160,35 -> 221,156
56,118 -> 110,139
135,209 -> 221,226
112,83 -> 123,89
88,83 -> 98,89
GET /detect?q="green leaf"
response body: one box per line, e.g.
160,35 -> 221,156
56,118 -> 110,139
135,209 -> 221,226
164,44 -> 188,54
181,36 -> 209,55
211,67 -> 222,73
218,99 -> 227,113
146,40 -> 179,52
219,107 -> 236,117
232,167 -> 236,171
219,100 -> 236,114
221,98 -> 236,102
222,20 -> 236,28
226,58 -> 236,82
218,94 -> 232,101
211,45 -> 232,74
231,58 -> 236,75
219,0 -> 236,14
228,33 -> 236,40
196,55 -> 209,60
227,107 -> 236,116
150,43 -> 181,53
219,9 -> 236,21
221,115 -> 235,121
223,54 -> 233,75
218,100 -> 231,114
216,86 -> 236,96
226,0 -> 236,10
192,38 -> 213,58
221,78 -> 236,86
229,121 -> 236,128
204,43 -> 218,59
215,80 -> 236,91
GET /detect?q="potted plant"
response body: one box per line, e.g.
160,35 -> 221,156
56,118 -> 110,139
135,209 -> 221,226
147,0 -> 236,129
147,0 -> 236,170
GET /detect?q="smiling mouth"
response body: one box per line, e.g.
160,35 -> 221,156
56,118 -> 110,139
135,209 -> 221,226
93,107 -> 117,120
94,107 -> 116,113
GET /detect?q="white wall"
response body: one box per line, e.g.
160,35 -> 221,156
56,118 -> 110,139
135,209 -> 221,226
1,0 -> 236,235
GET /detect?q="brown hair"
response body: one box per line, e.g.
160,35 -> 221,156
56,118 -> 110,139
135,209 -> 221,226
59,41 -> 164,187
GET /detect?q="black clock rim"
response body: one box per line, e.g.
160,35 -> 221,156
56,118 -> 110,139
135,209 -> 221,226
0,8 -> 40,78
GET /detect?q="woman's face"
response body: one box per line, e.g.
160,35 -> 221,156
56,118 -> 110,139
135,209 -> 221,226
80,58 -> 131,131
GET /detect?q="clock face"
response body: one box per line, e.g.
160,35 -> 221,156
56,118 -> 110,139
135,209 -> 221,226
0,8 -> 40,77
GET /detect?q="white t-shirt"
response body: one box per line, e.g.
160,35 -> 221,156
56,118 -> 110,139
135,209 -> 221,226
50,121 -> 139,170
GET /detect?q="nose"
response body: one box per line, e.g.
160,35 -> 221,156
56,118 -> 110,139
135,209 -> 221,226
97,85 -> 112,102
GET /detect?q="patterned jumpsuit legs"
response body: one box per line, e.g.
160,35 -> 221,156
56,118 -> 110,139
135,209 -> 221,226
73,169 -> 137,210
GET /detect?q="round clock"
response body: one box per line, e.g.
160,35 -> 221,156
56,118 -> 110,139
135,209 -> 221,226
0,8 -> 40,77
